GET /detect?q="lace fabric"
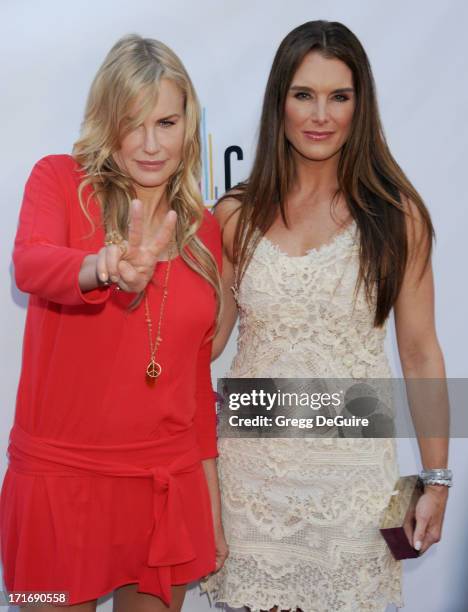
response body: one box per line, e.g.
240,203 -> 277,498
200,223 -> 404,611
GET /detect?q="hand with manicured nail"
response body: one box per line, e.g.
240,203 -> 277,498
412,485 -> 449,554
96,199 -> 177,293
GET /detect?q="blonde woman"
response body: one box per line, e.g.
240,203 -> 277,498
0,35 -> 228,611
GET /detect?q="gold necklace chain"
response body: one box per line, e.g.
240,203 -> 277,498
143,244 -> 175,383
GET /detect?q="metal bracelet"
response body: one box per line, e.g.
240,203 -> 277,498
422,478 -> 452,488
420,468 -> 452,480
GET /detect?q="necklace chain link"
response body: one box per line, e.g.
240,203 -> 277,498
143,243 -> 175,382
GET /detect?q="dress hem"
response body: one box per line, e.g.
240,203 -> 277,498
199,584 -> 405,612
4,569 -> 216,607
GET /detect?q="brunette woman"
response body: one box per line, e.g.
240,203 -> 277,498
201,21 -> 450,612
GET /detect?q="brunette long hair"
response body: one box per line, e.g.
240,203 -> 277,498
228,20 -> 433,327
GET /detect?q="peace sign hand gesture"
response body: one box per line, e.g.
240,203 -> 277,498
97,199 -> 177,293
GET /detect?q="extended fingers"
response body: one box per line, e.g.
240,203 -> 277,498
128,199 -> 144,248
150,210 -> 177,258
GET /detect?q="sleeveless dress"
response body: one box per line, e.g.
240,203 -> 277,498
200,222 -> 404,612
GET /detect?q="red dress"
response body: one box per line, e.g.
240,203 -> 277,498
0,155 -> 222,606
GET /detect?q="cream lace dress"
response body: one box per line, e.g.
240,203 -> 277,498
200,221 -> 404,612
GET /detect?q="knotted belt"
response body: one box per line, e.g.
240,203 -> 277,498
7,423 -> 203,606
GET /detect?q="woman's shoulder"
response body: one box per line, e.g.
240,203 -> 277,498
212,190 -> 243,229
210,191 -> 244,259
198,207 -> 221,254
198,192 -> 243,243
193,207 -> 226,272
28,154 -> 83,188
32,153 -> 79,171
200,206 -> 219,231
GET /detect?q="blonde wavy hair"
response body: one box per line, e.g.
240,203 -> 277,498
73,34 -> 221,326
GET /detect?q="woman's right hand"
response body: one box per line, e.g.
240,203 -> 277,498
96,199 -> 177,293
213,523 -> 229,572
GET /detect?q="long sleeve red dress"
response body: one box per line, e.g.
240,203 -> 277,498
0,154 -> 222,607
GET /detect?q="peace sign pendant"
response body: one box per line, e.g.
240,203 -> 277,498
146,359 -> 162,383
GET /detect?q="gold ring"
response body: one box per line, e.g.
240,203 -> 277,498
104,230 -> 124,247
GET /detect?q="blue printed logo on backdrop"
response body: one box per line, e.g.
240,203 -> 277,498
201,107 -> 243,206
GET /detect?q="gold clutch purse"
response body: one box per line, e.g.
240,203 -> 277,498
379,475 -> 424,560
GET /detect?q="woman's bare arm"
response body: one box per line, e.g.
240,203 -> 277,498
211,197 -> 242,361
394,202 -> 449,553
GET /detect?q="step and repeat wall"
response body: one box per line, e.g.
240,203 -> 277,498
1,1 -> 467,611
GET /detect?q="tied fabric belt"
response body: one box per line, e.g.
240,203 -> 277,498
7,423 -> 203,606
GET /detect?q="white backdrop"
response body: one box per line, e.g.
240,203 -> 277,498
1,1 -> 467,611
